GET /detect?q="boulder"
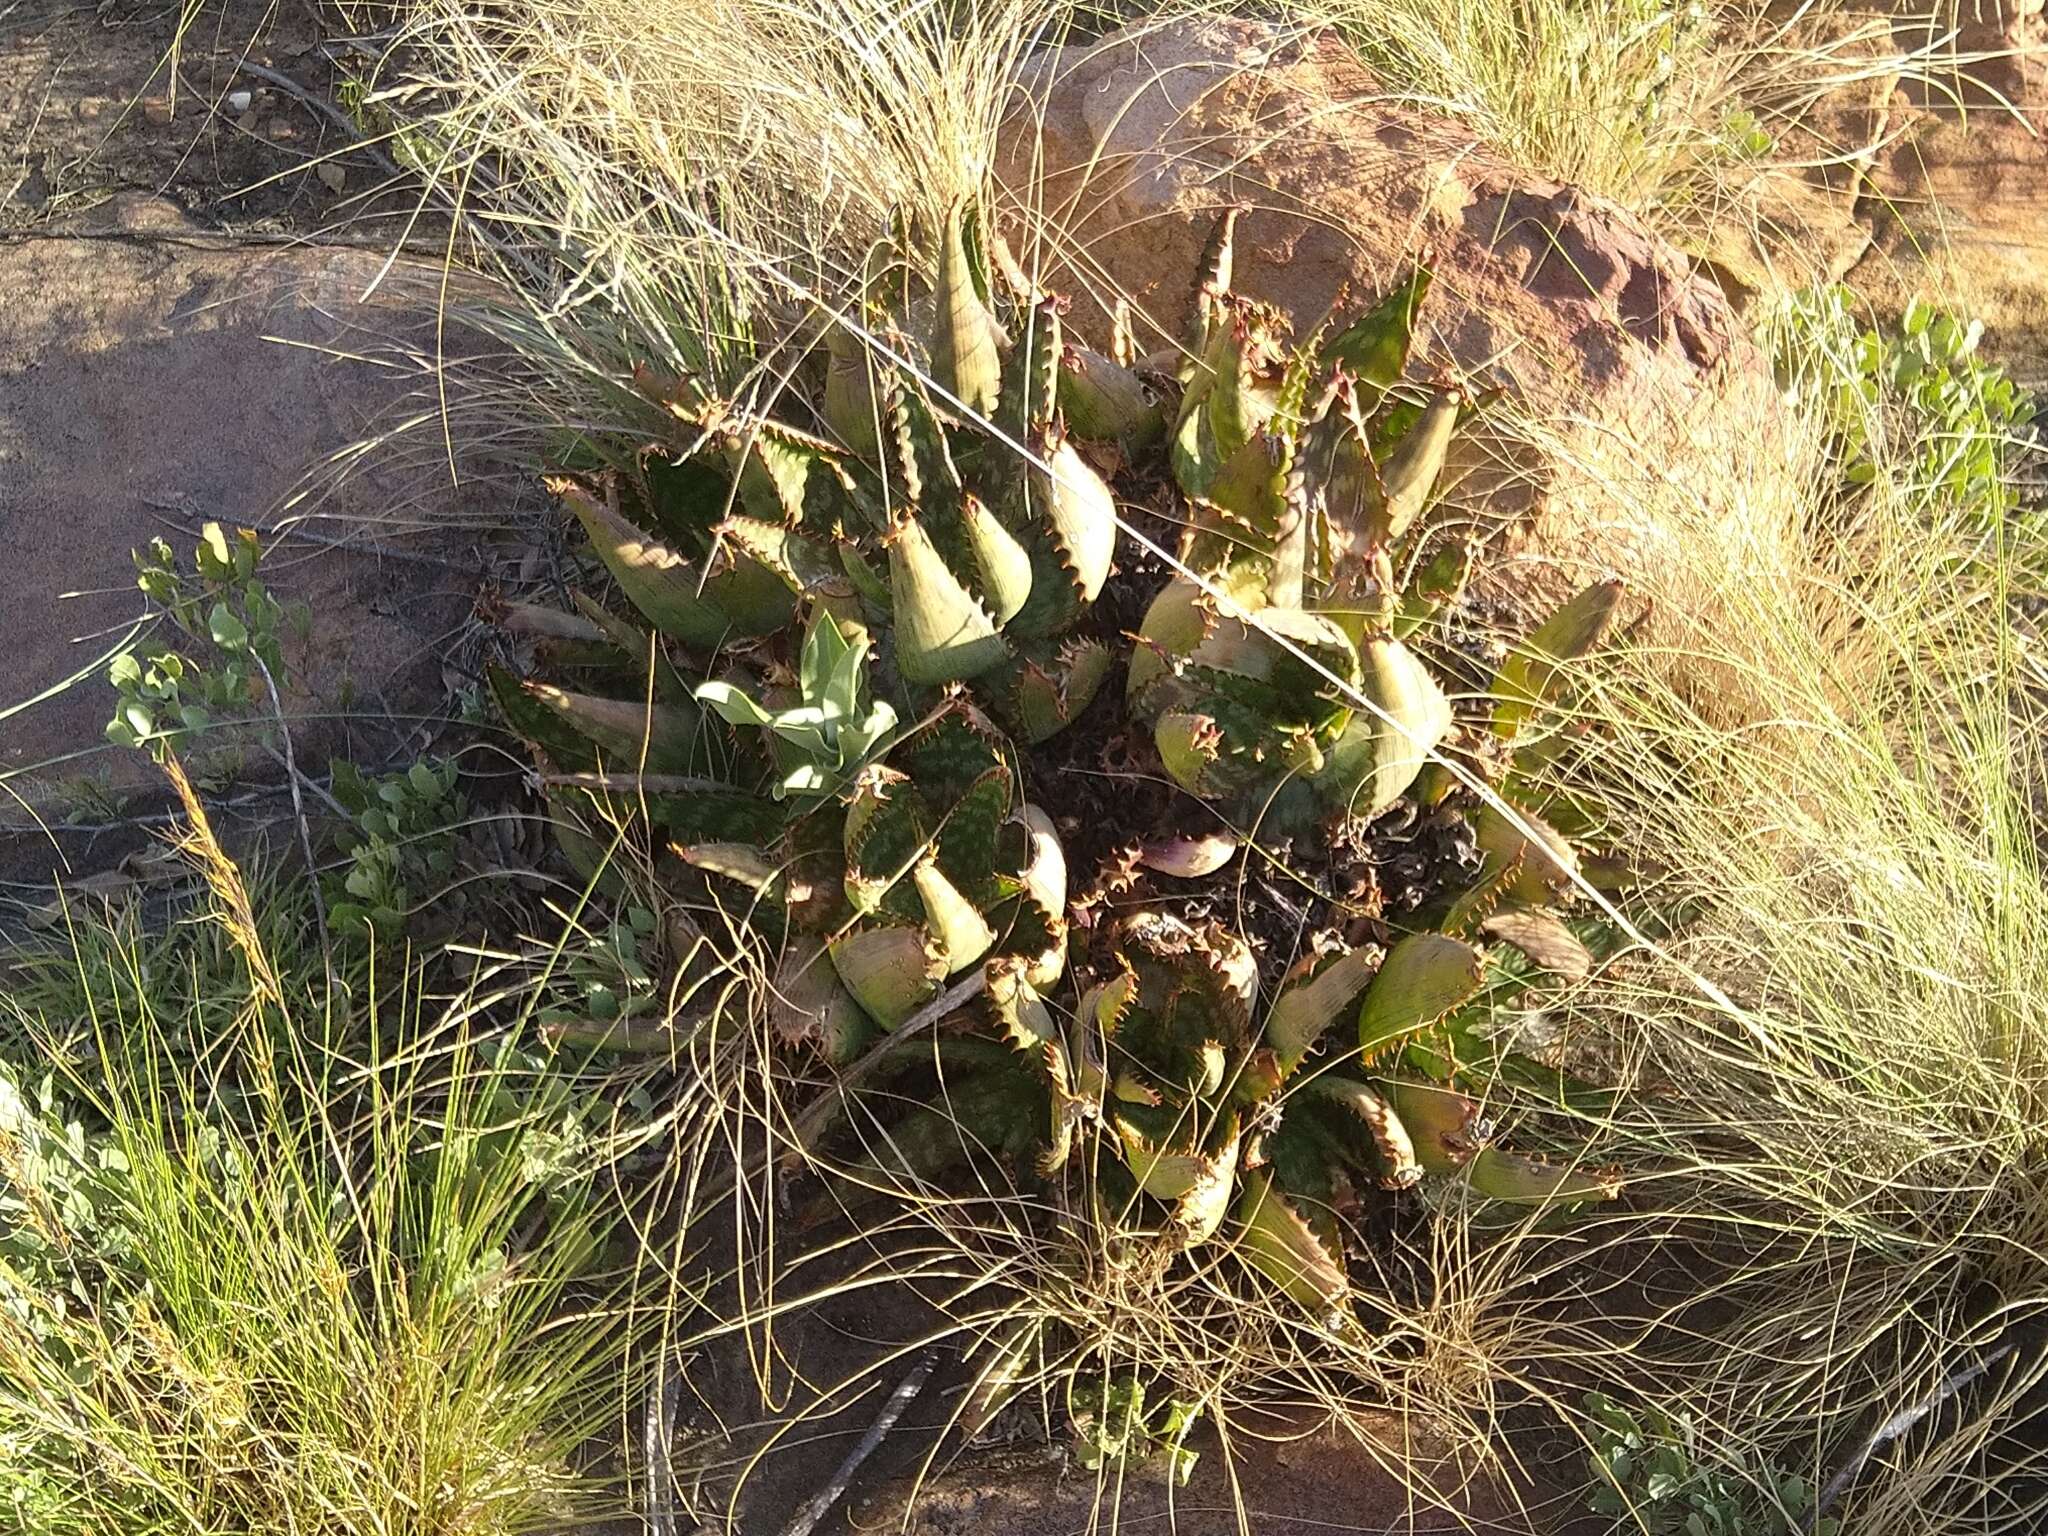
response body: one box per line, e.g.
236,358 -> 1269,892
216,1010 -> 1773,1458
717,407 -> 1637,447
994,18 -> 1810,627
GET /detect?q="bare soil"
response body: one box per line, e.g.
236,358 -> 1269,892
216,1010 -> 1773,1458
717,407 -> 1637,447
3,0 -> 418,236
0,0 -> 497,916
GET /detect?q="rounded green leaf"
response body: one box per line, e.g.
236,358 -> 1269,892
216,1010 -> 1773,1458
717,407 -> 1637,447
830,923 -> 944,1030
1357,933 -> 1484,1056
886,513 -> 1008,684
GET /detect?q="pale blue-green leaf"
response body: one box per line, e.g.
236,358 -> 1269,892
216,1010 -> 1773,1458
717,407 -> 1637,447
695,680 -> 776,728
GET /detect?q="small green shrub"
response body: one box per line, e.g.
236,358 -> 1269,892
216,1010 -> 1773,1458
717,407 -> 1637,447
104,522 -> 307,756
328,755 -> 469,940
1585,1394 -> 1839,1536
1067,1372 -> 1201,1485
1774,287 -> 2037,535
0,886 -> 657,1535
532,902 -> 666,1034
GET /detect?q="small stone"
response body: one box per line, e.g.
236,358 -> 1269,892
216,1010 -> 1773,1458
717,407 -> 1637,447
11,155 -> 49,209
226,88 -> 253,113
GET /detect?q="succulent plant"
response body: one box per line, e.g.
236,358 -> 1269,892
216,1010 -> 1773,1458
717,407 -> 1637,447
517,199 -> 1141,767
1034,901 -> 1617,1327
694,602 -> 897,800
1128,211 -> 1464,823
685,694 -> 1068,1051
485,192 -> 1640,1354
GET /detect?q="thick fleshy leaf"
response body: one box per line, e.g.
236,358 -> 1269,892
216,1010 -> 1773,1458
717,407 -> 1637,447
1463,1146 -> 1622,1205
987,957 -> 1056,1052
886,512 -> 1009,683
1204,429 -> 1290,537
931,766 -> 1012,907
1013,802 -> 1067,924
831,922 -> 944,1029
1205,312 -> 1269,474
1173,1125 -> 1241,1244
1267,946 -> 1381,1073
648,788 -> 788,845
1397,537 -> 1476,637
1127,579 -> 1212,708
718,513 -> 832,591
931,198 -> 1003,418
1473,803 -> 1580,906
1313,636 -> 1451,815
913,857 -> 997,976
999,295 -> 1061,441
1183,207 -> 1240,364
1155,711 -> 1230,798
824,321 -> 883,460
1378,387 -> 1460,543
1059,347 -> 1165,452
843,765 -> 928,915
1136,832 -> 1238,879
899,697 -> 1011,799
680,841 -> 784,898
1310,1076 -> 1422,1187
1479,908 -> 1593,981
1490,580 -> 1625,741
770,946 -> 876,1064
723,418 -> 844,525
521,683 -> 710,775
1236,1169 -> 1349,1322
1171,311 -> 1247,495
1113,1113 -> 1207,1200
1024,430 -> 1122,618
1320,261 -> 1431,410
694,679 -> 776,732
1357,933 -> 1485,1056
559,479 -> 744,648
1039,1036 -> 1081,1176
962,495 -> 1035,626
838,540 -> 893,610
490,663 -> 600,767
497,601 -> 613,654
1091,970 -> 1138,1038
1007,802 -> 1070,991
1001,638 -> 1112,743
568,591 -> 658,660
1377,1077 -> 1482,1170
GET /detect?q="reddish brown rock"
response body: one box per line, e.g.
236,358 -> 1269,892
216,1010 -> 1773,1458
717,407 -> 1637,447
994,17 -> 1809,626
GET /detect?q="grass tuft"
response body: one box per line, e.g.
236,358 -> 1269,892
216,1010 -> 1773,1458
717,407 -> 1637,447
0,789 -> 662,1535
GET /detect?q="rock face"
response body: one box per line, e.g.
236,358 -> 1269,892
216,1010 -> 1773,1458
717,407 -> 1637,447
0,196 -> 478,892
994,18 -> 1811,623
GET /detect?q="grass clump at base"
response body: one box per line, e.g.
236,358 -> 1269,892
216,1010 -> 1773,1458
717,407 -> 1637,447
0,779 -> 661,1535
1472,282 -> 2048,1532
